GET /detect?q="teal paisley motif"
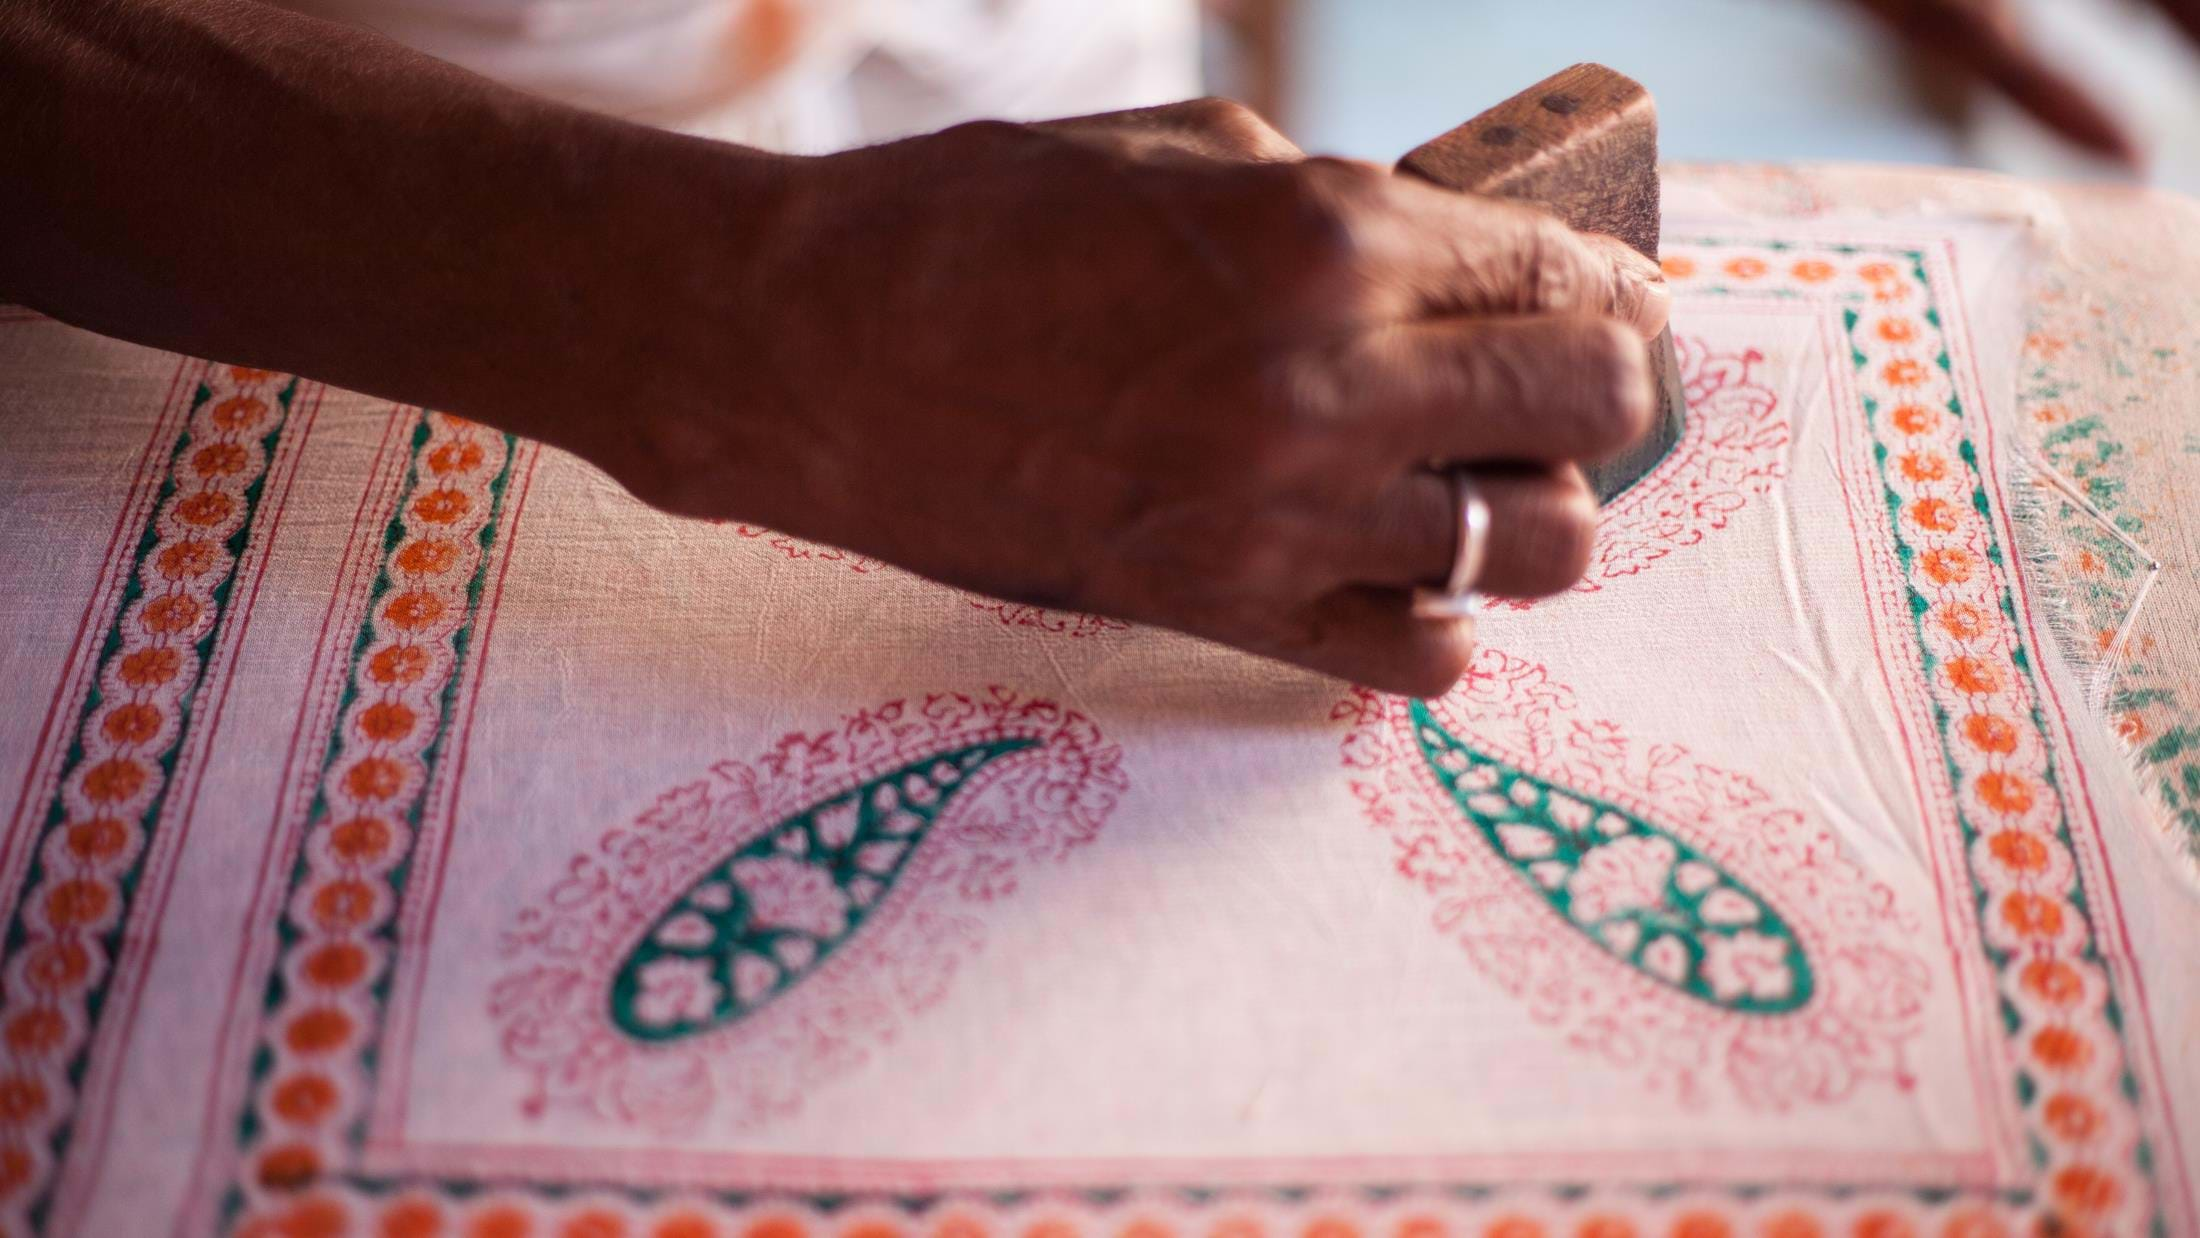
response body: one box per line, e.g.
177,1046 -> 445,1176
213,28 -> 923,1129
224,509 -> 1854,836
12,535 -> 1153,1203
1409,701 -> 1812,1015
610,736 -> 1037,1041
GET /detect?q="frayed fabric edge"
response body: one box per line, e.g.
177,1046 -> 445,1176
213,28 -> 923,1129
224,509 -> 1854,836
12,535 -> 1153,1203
1665,161 -> 2199,889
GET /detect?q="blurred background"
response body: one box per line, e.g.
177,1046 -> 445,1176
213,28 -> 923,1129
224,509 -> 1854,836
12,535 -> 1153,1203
1204,0 -> 2200,193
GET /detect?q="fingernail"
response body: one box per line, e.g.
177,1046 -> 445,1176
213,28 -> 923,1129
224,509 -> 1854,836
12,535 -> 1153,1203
1625,269 -> 1673,341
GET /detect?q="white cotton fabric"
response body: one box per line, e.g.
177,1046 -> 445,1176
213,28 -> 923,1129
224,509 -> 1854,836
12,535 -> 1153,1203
0,196 -> 2194,1236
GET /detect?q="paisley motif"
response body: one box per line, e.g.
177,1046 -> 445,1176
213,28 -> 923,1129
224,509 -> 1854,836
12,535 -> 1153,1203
494,688 -> 1125,1132
610,737 -> 1037,1041
1409,700 -> 1810,1014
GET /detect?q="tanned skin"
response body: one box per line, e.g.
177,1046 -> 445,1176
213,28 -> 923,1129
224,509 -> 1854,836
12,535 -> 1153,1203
12,0 -> 2161,694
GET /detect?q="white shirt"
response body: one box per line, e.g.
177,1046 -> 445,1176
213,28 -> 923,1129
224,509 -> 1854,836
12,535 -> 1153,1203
285,0 -> 1203,151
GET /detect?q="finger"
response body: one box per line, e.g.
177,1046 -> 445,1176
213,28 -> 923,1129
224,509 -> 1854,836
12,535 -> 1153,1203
2150,0 -> 2200,52
1261,585 -> 1478,698
1957,29 -> 2141,165
1363,182 -> 1671,339
1578,233 -> 1673,339
1034,97 -> 1304,163
1854,0 -> 2140,165
1335,464 -> 1598,597
1316,314 -> 1654,465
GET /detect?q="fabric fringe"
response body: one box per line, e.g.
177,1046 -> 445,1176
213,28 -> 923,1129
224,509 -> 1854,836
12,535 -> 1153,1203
2002,316 -> 2194,887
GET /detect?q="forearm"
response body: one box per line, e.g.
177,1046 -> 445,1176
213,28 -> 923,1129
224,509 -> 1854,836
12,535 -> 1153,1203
0,0 -> 791,469
1,32 -> 1674,695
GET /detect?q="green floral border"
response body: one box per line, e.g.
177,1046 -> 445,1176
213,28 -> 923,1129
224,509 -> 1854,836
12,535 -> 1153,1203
2019,283 -> 2200,871
0,372 -> 299,1234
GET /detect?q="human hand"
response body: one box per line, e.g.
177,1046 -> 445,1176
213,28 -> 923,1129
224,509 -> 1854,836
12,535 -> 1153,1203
1839,0 -> 2193,165
608,100 -> 1667,697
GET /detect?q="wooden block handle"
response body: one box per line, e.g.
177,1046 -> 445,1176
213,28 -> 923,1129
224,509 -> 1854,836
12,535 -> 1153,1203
1395,62 -> 1661,259
1394,63 -> 1683,502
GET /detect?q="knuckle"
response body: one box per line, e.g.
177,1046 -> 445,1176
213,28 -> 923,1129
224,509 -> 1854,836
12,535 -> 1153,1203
1262,200 -> 1411,322
1275,167 -> 1366,262
1301,154 -> 1386,186
1273,154 -> 1384,222
1267,349 -> 1354,437
1465,326 -> 1534,410
1517,218 -> 1593,314
1504,484 -> 1598,596
1546,484 -> 1600,581
1178,95 -> 1266,137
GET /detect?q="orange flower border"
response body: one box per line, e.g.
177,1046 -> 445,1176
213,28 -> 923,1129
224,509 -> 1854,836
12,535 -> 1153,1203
0,364 -> 310,1234
214,240 -> 2187,1237
218,412 -> 519,1229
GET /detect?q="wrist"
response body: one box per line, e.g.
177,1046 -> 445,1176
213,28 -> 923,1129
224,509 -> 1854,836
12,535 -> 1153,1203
495,124 -> 811,523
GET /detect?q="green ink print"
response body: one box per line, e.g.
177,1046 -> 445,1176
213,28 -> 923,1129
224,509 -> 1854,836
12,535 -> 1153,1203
1408,701 -> 1812,1015
610,736 -> 1038,1041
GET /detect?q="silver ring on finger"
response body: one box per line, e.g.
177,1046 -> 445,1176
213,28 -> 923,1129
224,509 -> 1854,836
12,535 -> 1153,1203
1411,469 -> 1490,620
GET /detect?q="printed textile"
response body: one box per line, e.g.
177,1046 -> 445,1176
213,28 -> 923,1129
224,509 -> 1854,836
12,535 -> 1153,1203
0,194 -> 2195,1238
1666,162 -> 2200,887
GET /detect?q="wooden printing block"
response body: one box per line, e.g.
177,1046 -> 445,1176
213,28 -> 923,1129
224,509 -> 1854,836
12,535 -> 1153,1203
1396,62 -> 1688,502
